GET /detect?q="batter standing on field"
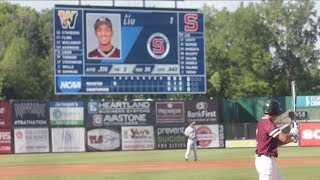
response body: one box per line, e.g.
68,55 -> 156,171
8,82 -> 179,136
255,99 -> 299,180
184,121 -> 198,162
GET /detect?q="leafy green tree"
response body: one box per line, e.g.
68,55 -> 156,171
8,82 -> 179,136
257,0 -> 320,95
204,3 -> 274,99
0,2 -> 54,100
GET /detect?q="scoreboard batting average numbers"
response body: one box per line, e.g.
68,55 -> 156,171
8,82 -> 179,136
54,5 -> 206,94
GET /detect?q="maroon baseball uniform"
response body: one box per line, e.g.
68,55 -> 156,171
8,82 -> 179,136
255,117 -> 283,180
255,117 -> 280,157
88,47 -> 120,58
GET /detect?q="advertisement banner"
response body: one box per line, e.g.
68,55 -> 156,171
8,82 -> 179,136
296,96 -> 320,108
14,128 -> 49,153
49,101 -> 84,126
185,99 -> 220,124
0,102 -> 10,127
51,127 -> 85,152
86,101 -> 154,127
300,122 -> 320,146
155,125 -> 186,149
11,101 -> 49,126
121,126 -> 154,150
87,128 -> 121,151
0,128 -> 12,154
155,101 -> 185,124
195,124 -> 220,148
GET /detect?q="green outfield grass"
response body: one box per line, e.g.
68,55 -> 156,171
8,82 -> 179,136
1,147 -> 320,180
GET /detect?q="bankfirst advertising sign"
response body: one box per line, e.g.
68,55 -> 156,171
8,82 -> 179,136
185,99 -> 220,124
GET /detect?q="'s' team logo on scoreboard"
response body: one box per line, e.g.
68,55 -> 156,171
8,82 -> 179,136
147,32 -> 170,60
184,14 -> 199,32
58,10 -> 78,29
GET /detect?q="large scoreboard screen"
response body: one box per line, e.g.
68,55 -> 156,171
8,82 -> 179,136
54,5 -> 206,94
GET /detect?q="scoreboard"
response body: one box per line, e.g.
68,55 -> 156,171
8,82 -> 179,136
54,5 -> 206,94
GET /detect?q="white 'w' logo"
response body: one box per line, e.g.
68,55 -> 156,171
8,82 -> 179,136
58,10 -> 78,29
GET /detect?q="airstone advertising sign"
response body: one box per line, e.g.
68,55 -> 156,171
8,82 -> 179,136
54,5 -> 206,94
86,100 -> 154,127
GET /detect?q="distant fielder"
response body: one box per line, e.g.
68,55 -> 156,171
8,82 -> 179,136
184,121 -> 198,161
255,99 -> 298,180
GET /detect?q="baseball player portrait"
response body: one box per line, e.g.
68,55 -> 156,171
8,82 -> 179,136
88,16 -> 121,59
184,121 -> 198,162
255,99 -> 299,180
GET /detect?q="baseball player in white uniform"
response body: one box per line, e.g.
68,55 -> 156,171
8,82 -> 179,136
184,121 -> 198,161
255,99 -> 298,180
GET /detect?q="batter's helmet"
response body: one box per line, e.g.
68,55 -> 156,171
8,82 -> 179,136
263,99 -> 282,115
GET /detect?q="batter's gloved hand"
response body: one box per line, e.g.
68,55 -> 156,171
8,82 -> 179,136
290,127 -> 299,136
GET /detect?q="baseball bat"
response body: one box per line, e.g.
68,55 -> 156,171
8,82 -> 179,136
291,80 -> 298,142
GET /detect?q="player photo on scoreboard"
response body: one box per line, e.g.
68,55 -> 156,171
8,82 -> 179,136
86,13 -> 121,60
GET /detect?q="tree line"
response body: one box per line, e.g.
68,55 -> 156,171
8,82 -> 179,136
0,0 -> 319,101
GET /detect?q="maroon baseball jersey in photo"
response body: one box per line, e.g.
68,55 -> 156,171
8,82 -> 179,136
88,47 -> 120,58
255,117 -> 281,156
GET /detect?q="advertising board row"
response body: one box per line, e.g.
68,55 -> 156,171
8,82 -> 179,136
0,99 -> 224,154
0,124 -> 224,154
0,99 -> 220,127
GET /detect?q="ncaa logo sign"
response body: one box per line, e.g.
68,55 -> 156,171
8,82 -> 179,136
147,32 -> 170,59
57,76 -> 82,93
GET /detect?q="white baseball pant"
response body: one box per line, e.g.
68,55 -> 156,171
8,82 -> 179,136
255,155 -> 283,180
185,138 -> 197,160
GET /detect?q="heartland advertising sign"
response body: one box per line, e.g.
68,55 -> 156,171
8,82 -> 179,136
299,122 -> 320,146
87,101 -> 154,127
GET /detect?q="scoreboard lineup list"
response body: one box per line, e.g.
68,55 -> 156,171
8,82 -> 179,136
54,6 -> 206,94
